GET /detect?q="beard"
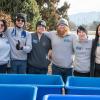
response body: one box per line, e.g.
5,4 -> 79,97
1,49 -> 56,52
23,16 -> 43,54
57,27 -> 69,37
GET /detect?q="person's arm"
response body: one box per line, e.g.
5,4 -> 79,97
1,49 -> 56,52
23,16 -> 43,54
48,49 -> 52,61
43,31 -> 54,39
5,27 -> 13,37
23,32 -> 32,53
72,33 -> 77,53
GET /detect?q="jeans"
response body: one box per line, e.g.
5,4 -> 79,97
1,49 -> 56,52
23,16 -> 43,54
11,60 -> 27,74
52,64 -> 72,83
0,64 -> 8,73
27,63 -> 48,74
94,63 -> 100,77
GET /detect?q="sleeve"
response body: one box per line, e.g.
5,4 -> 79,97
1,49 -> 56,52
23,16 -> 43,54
72,33 -> 77,53
5,27 -> 13,37
44,31 -> 53,39
23,32 -> 32,53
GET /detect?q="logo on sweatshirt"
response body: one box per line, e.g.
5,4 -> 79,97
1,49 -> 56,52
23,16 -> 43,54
64,38 -> 71,42
32,39 -> 38,44
76,46 -> 82,50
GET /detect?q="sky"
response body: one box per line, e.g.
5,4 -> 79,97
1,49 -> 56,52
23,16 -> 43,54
59,0 -> 100,15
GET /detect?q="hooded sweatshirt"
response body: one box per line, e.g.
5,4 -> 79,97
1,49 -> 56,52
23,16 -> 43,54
0,33 -> 10,65
7,27 -> 32,60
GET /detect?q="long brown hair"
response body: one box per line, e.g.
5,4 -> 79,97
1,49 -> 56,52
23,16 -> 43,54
57,25 -> 69,37
0,19 -> 7,32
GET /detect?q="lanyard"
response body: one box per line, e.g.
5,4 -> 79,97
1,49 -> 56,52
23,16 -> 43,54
97,43 -> 100,46
11,28 -> 26,38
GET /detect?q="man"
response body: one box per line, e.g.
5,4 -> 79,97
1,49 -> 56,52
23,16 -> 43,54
44,18 -> 76,83
7,13 -> 32,74
27,20 -> 51,74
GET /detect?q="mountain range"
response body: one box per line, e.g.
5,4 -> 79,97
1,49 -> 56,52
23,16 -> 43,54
69,12 -> 100,26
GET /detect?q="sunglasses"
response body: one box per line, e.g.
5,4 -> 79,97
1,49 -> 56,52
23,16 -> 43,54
16,19 -> 25,22
0,24 -> 4,27
37,25 -> 45,28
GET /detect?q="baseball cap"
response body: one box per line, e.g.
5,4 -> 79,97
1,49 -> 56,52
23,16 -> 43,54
36,20 -> 46,28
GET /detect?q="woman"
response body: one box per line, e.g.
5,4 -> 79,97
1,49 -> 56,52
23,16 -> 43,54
0,19 -> 10,73
90,24 -> 100,77
73,26 -> 92,77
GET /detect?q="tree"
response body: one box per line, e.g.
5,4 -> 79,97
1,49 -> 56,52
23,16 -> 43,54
0,11 -> 13,27
36,0 -> 70,30
0,0 -> 41,31
57,2 -> 70,19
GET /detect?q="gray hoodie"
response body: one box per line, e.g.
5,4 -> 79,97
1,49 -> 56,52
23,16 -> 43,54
7,27 -> 32,60
0,34 -> 10,65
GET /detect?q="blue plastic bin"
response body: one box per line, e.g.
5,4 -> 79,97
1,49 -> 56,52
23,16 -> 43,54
66,76 -> 100,95
43,95 -> 100,100
0,74 -> 64,100
0,85 -> 37,100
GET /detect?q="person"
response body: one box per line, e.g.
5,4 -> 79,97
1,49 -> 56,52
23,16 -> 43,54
27,20 -> 51,74
90,24 -> 100,77
7,13 -> 32,74
44,18 -> 76,83
0,19 -> 10,73
73,26 -> 92,77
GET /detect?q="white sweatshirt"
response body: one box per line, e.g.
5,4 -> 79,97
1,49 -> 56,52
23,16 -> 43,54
0,34 -> 10,65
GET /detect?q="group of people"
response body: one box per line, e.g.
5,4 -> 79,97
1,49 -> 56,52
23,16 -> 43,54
0,12 -> 100,83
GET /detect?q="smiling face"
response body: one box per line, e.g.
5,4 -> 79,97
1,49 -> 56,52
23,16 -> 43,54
36,25 -> 46,34
0,21 -> 5,33
57,24 -> 69,37
77,30 -> 87,40
15,18 -> 25,28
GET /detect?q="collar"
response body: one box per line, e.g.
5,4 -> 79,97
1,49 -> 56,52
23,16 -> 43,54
15,27 -> 23,31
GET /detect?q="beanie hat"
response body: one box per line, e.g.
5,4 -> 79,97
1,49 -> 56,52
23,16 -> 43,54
57,18 -> 69,26
14,13 -> 27,22
36,20 -> 46,28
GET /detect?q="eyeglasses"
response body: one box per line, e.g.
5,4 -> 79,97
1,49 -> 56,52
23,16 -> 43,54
0,24 -> 4,27
16,19 -> 25,22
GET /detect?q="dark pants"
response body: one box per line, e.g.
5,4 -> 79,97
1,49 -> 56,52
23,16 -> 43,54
73,70 -> 90,77
94,63 -> 100,77
11,60 -> 27,74
52,64 -> 72,83
0,64 -> 8,73
27,63 -> 48,74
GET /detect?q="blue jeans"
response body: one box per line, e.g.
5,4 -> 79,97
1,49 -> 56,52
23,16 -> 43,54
27,63 -> 48,74
0,64 -> 8,73
52,64 -> 72,83
11,60 -> 27,74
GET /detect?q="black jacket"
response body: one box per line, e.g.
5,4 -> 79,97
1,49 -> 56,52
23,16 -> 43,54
90,39 -> 97,76
27,32 -> 52,69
